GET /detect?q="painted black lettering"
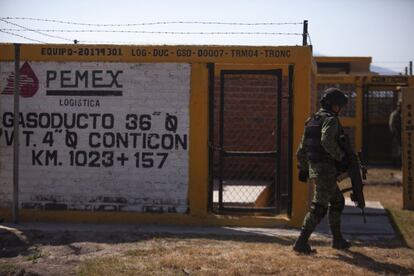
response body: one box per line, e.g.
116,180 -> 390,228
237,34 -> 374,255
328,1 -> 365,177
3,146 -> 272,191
161,134 -> 174,150
116,132 -> 128,148
103,133 -> 115,148
4,130 -> 13,145
46,71 -> 57,88
3,112 -> 14,127
42,131 -> 54,147
45,150 -> 58,166
148,133 -> 160,149
22,130 -> 34,146
102,114 -> 114,129
32,150 -> 43,165
76,70 -> 88,88
31,150 -> 57,166
175,134 -> 188,150
89,151 -> 100,167
26,113 -> 38,128
140,115 -> 151,131
92,70 -> 104,87
157,153 -> 168,168
102,151 -> 114,167
60,70 -> 72,87
39,113 -> 51,128
108,70 -> 123,88
77,113 -> 88,129
125,114 -> 138,130
89,132 -> 101,148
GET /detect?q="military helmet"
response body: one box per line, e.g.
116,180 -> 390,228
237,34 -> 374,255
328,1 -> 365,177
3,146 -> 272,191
320,87 -> 348,108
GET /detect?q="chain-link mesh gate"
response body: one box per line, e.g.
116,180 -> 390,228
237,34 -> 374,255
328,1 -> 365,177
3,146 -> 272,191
209,68 -> 292,214
363,87 -> 399,164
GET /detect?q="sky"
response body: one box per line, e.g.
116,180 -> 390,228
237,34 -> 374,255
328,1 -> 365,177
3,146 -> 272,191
0,0 -> 413,74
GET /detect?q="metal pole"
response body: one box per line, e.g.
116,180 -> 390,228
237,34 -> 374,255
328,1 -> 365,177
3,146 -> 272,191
302,20 -> 308,46
410,61 -> 413,76
12,43 -> 20,223
207,63 -> 215,212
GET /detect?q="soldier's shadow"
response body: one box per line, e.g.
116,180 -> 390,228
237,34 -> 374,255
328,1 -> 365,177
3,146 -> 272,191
335,250 -> 413,274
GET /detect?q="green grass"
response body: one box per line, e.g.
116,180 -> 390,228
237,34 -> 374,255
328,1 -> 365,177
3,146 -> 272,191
363,183 -> 414,248
386,207 -> 414,248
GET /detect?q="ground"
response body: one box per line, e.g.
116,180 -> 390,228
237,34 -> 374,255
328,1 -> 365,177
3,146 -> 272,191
1,168 -> 413,276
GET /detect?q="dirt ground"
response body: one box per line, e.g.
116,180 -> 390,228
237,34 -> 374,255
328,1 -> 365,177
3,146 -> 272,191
0,167 -> 413,276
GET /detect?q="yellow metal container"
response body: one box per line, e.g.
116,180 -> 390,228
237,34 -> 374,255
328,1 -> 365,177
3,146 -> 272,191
0,43 -> 314,227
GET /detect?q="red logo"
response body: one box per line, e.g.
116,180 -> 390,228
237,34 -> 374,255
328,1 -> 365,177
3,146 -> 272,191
2,62 -> 39,98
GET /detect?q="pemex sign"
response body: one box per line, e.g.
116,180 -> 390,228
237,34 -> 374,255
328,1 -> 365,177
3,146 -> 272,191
0,61 -> 190,213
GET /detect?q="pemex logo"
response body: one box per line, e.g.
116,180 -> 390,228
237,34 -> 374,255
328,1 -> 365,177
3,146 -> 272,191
1,61 -> 39,98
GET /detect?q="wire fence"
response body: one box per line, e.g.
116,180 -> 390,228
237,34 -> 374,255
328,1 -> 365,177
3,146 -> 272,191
0,17 -> 304,27
0,17 -> 309,45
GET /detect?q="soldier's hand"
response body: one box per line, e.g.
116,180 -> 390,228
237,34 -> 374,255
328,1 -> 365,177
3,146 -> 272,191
298,170 -> 309,182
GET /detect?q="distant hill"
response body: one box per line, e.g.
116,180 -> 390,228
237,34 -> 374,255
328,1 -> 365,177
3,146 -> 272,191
370,65 -> 400,75
314,52 -> 402,75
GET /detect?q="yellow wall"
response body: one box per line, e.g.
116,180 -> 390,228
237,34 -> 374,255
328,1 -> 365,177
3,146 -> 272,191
189,63 -> 209,216
0,44 -> 308,64
0,43 -> 313,227
402,87 -> 414,210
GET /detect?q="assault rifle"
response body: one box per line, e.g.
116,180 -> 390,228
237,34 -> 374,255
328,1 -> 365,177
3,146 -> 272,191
339,134 -> 368,224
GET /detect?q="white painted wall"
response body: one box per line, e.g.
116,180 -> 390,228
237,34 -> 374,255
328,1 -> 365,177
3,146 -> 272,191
0,62 -> 190,213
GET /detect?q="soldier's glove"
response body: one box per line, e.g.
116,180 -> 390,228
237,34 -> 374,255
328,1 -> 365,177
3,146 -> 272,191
298,170 -> 309,182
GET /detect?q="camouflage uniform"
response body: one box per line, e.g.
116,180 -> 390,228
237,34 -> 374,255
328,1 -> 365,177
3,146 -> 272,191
293,87 -> 350,254
297,108 -> 345,232
389,104 -> 402,167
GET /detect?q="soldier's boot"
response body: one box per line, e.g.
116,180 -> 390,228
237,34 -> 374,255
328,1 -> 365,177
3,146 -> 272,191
293,228 -> 317,254
331,225 -> 351,249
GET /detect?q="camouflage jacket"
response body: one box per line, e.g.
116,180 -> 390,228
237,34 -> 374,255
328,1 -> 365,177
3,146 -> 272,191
297,108 -> 345,178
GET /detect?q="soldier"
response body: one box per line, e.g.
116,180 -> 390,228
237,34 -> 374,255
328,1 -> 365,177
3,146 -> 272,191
293,87 -> 351,254
389,100 -> 402,168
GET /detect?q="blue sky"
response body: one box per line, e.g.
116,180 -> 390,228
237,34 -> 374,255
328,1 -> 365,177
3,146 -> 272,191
0,0 -> 413,73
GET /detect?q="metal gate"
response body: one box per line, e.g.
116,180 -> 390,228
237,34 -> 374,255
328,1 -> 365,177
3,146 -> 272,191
209,66 -> 293,214
363,86 -> 399,164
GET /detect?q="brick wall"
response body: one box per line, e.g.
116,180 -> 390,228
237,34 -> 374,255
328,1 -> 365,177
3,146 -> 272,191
213,73 -> 290,190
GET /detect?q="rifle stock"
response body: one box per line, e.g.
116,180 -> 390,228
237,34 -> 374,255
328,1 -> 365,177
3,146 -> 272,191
340,134 -> 367,223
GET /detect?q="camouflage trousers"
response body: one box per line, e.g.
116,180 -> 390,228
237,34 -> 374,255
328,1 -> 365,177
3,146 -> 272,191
302,174 -> 344,232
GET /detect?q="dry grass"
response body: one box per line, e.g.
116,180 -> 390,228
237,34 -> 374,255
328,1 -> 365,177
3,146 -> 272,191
78,168 -> 414,276
2,168 -> 414,275
78,236 -> 414,276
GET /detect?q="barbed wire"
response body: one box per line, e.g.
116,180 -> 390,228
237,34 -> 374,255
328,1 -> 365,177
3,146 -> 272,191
0,17 -> 308,44
0,29 -> 46,43
0,28 -> 303,36
0,17 -> 304,27
79,40 -> 145,44
0,18 -> 74,42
